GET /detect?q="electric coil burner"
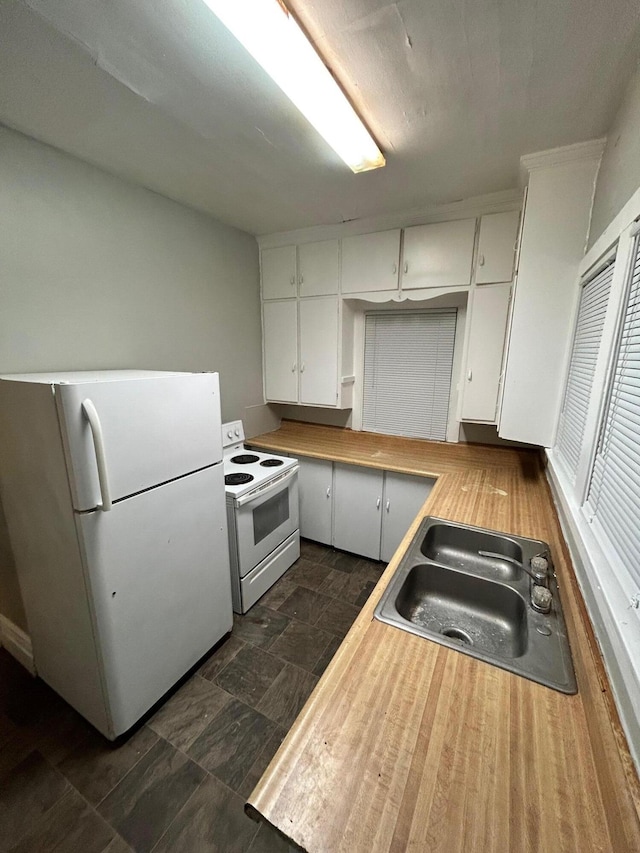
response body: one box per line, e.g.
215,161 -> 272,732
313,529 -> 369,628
222,420 -> 300,615
225,472 -> 254,486
231,454 -> 260,464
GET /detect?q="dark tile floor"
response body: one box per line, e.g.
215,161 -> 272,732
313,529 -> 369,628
0,540 -> 384,853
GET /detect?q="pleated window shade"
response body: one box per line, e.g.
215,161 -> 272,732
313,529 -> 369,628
555,260 -> 615,481
362,310 -> 457,441
586,234 -> 640,585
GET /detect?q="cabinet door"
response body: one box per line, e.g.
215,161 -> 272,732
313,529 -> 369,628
298,457 -> 333,544
341,230 -> 401,293
333,463 -> 383,560
476,211 -> 520,284
298,240 -> 339,297
461,283 -> 511,422
262,246 -> 297,299
299,297 -> 339,406
380,472 -> 434,563
499,161 -> 598,445
263,300 -> 298,403
402,219 -> 476,289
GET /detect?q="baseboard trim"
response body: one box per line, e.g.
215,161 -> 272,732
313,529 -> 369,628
0,615 -> 36,674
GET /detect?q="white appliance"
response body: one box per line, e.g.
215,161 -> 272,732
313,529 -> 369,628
0,370 -> 233,740
223,421 -> 300,613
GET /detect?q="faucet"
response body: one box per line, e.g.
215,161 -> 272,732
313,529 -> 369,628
528,553 -> 553,613
477,550 -> 553,613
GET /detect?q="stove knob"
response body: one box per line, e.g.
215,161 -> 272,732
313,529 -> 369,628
234,428 -> 240,437
227,430 -> 233,439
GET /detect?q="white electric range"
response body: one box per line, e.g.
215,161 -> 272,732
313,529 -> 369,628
222,421 -> 300,613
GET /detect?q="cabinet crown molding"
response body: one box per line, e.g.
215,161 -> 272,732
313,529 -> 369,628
519,138 -> 606,185
257,189 -> 523,250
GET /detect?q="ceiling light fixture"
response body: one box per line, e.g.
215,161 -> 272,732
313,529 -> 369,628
201,0 -> 385,173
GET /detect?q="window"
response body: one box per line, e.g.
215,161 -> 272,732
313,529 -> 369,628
547,205 -> 640,776
586,233 -> 640,586
362,310 -> 457,440
555,259 -> 615,482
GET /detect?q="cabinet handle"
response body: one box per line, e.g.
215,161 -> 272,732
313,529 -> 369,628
467,369 -> 472,381
386,499 -> 390,512
299,274 -> 304,286
392,263 -> 397,275
290,275 -> 295,286
292,363 -> 297,372
300,362 -> 305,373
478,254 -> 485,266
376,497 -> 381,509
326,487 -> 331,498
404,262 -> 408,274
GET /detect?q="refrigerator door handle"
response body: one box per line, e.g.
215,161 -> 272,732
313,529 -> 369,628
82,399 -> 112,511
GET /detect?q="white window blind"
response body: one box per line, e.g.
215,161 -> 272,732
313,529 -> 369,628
586,234 -> 640,585
555,260 -> 615,481
362,310 -> 457,440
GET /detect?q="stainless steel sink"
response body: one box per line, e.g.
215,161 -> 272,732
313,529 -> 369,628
420,523 -> 524,581
395,564 -> 529,658
374,517 -> 577,693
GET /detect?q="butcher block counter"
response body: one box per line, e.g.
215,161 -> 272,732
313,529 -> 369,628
246,421 -> 640,852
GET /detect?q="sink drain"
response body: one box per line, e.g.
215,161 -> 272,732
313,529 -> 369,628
441,627 -> 472,645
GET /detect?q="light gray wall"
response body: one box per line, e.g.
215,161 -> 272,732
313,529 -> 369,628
272,405 -> 353,429
0,126 -> 265,630
458,424 -> 528,448
589,65 -> 640,247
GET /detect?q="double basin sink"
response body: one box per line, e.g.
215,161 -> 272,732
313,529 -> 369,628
374,517 -> 577,693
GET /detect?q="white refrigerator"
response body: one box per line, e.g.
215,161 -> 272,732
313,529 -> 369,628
0,370 -> 233,739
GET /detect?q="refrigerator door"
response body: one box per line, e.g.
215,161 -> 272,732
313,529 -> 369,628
57,372 -> 222,511
77,463 -> 232,737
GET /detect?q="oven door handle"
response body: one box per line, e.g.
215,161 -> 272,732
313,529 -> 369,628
235,465 -> 299,507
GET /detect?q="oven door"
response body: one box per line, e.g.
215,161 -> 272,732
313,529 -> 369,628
233,467 -> 299,578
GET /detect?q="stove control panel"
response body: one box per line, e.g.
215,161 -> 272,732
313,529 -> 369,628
222,419 -> 245,448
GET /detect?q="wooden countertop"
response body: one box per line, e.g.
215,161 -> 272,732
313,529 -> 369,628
247,419 -> 527,478
247,422 -> 640,852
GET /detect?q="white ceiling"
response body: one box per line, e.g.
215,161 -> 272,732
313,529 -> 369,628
1,0 -> 639,235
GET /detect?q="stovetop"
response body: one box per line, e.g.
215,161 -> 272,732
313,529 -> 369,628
222,420 -> 297,497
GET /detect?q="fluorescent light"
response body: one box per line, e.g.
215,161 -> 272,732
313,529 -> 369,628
201,0 -> 385,173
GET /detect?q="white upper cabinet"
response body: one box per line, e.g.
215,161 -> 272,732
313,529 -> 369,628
298,240 -> 339,297
499,159 -> 601,445
461,283 -> 511,423
263,297 -> 341,406
263,300 -> 298,402
402,219 -> 476,289
299,297 -> 339,406
261,245 -> 297,299
341,230 -> 401,293
476,211 -> 520,284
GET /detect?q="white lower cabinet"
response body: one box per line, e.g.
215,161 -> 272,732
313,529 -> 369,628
332,464 -> 384,560
328,462 -> 434,562
379,472 -> 434,562
298,457 -> 333,545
